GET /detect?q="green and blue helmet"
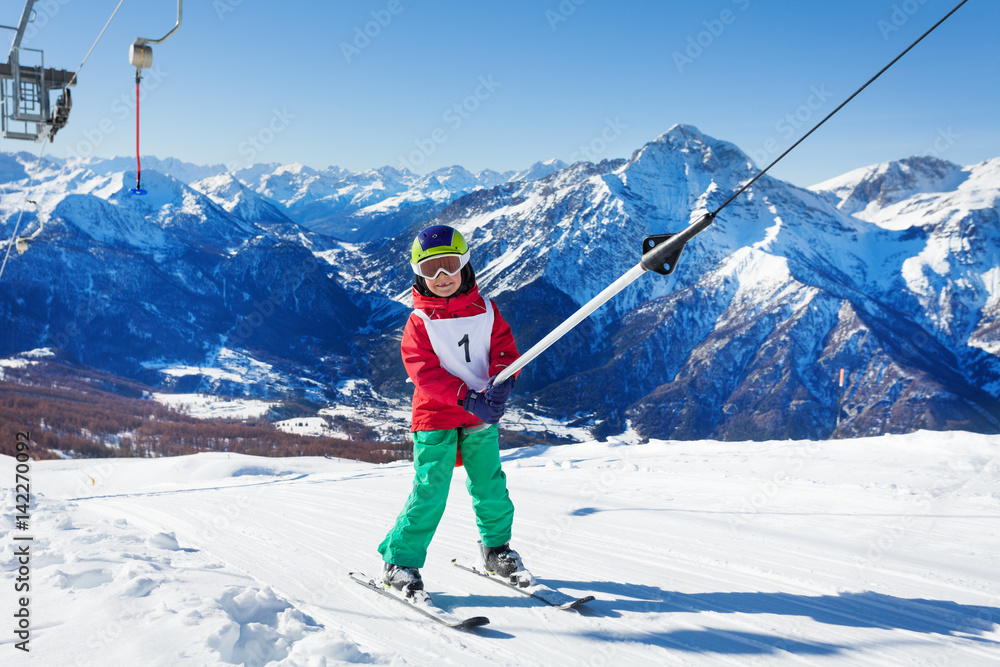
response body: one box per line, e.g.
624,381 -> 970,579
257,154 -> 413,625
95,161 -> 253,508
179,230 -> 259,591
410,225 -> 471,280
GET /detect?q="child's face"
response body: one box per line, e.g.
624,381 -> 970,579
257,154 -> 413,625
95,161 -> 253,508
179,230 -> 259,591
426,270 -> 461,298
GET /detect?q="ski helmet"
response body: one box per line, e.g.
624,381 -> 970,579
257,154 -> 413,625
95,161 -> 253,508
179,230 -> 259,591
410,224 -> 476,296
410,224 -> 469,265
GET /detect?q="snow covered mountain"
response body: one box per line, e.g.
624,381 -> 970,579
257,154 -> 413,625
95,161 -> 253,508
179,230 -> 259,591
190,173 -> 296,227
0,163 -> 365,397
810,155 -> 1000,388
348,126 -> 1000,440
509,158 -> 569,183
51,155 -> 570,242
2,127 -> 999,441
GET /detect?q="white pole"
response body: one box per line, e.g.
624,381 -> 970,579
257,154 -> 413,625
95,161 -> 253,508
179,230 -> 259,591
494,263 -> 646,384
494,212 -> 715,384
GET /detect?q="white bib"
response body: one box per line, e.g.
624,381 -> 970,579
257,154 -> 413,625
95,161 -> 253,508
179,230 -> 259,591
413,299 -> 494,392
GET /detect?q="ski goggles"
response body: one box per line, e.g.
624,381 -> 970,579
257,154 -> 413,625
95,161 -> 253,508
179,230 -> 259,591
411,251 -> 470,280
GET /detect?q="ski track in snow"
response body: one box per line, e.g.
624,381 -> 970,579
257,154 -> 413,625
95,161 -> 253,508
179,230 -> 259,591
2,432 -> 999,666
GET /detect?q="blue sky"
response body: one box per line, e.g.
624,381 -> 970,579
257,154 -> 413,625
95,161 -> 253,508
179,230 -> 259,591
7,0 -> 998,187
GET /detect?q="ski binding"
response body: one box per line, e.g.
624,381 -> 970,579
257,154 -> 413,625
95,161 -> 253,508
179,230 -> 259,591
451,559 -> 595,610
349,571 -> 489,630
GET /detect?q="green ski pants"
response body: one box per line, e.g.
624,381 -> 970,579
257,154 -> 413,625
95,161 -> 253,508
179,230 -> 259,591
378,425 -> 515,568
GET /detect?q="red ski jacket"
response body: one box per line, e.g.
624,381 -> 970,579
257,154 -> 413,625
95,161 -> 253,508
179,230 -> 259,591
401,284 -> 520,432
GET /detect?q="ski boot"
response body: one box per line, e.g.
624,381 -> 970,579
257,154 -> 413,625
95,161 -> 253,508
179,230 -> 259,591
382,562 -> 423,597
480,542 -> 533,587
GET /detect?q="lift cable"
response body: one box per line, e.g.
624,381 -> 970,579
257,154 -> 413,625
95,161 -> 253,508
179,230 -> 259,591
494,0 -> 971,385
0,0 -> 128,281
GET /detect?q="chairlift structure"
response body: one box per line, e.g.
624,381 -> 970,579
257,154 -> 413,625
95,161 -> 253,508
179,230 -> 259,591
1,0 -> 75,142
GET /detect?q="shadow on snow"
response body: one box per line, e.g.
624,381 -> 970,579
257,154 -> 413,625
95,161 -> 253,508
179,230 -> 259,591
553,579 -> 1000,656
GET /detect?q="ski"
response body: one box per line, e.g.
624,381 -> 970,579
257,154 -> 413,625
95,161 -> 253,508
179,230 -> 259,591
349,572 -> 489,630
451,559 -> 595,610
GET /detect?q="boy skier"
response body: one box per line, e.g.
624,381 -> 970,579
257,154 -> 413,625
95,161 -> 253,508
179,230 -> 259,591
378,224 -> 523,595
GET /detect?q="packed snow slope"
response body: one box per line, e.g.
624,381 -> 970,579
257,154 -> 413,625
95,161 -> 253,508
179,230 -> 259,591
2,431 -> 999,665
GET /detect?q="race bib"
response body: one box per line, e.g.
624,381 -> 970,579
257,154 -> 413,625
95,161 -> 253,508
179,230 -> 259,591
413,299 -> 494,392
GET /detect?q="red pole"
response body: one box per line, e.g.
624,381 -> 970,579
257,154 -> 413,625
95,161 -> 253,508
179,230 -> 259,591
135,75 -> 141,189
835,368 -> 846,433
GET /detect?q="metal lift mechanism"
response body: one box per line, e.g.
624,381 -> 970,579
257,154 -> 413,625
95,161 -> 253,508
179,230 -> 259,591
129,1 -> 182,75
128,0 -> 182,195
1,0 -> 75,142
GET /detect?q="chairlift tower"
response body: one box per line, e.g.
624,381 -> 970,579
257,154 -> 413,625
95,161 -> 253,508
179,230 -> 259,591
1,0 -> 75,142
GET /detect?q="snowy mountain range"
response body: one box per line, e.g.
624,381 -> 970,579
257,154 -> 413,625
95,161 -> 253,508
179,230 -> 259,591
1,126 -> 998,441
41,154 -> 570,242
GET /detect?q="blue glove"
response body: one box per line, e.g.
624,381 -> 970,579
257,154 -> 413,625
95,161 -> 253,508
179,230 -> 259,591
462,389 -> 504,424
484,374 -> 515,405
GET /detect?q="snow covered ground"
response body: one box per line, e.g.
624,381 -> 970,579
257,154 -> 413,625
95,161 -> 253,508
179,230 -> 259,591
274,417 -> 349,439
2,430 -> 998,665
152,393 -> 277,420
